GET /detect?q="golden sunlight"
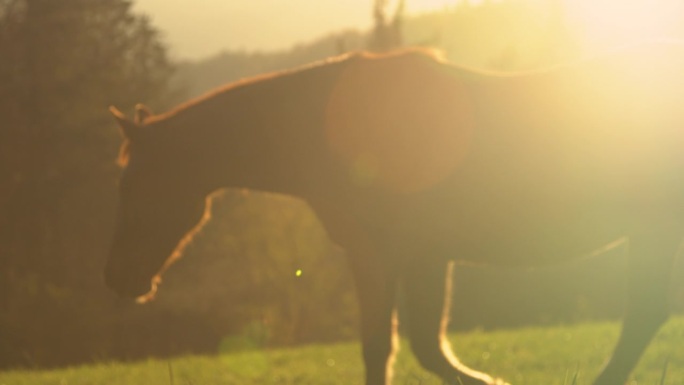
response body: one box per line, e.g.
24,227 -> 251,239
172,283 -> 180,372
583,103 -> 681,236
565,0 -> 684,48
406,0 -> 484,12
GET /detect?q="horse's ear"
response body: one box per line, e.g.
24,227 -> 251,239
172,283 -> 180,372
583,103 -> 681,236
134,104 -> 153,124
109,105 -> 139,140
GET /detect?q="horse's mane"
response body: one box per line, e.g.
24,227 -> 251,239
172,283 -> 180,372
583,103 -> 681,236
114,46 -> 450,170
143,47 -> 447,125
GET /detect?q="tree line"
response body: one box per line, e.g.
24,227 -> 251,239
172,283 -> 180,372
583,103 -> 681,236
0,0 -> 181,367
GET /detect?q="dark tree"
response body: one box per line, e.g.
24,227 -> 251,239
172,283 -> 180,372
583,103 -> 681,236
0,0 -> 176,367
368,0 -> 404,51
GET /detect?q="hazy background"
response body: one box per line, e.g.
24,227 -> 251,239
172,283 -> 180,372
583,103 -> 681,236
132,0 -> 684,60
2,0 -> 684,371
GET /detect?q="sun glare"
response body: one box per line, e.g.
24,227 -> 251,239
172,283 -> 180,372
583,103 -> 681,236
565,0 -> 684,49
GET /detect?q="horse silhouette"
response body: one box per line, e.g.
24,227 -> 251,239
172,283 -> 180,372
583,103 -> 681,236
105,42 -> 684,385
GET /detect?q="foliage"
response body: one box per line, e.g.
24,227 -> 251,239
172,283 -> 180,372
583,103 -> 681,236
0,0 -> 176,367
1,317 -> 683,384
157,192 -> 358,347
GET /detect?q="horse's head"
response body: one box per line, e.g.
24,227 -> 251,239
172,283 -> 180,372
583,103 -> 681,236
104,105 -> 211,302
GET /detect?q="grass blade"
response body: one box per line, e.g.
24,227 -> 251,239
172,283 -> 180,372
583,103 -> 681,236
168,361 -> 174,385
570,364 -> 579,385
659,357 -> 670,385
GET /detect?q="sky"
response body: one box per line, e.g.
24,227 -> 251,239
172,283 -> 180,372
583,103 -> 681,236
133,0 -> 684,61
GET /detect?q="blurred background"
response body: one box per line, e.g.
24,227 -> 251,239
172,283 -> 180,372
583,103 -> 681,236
1,0 -> 684,369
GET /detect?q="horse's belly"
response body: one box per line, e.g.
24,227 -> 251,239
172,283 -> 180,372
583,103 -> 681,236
445,209 -> 628,266
392,165 -> 681,266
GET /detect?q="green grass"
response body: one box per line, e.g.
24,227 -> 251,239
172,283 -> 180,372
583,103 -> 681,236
1,317 -> 683,385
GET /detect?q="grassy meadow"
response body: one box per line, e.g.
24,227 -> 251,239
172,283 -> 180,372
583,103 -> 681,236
1,316 -> 682,385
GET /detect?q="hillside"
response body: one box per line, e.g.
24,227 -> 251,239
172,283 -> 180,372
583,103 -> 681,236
172,2 -> 577,99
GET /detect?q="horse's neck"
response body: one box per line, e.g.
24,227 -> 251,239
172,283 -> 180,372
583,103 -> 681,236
173,63 -> 344,199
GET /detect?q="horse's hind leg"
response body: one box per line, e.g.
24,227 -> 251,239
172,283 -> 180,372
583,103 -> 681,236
403,258 -> 505,385
592,231 -> 681,385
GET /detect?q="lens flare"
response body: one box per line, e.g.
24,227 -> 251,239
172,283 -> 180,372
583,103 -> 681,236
325,50 -> 474,194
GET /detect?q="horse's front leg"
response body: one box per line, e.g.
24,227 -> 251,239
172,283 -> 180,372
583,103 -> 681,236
348,246 -> 400,385
592,231 -> 681,385
403,258 -> 508,385
309,202 -> 399,385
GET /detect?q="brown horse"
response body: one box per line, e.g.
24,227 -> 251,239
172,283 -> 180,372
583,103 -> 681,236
105,42 -> 684,385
